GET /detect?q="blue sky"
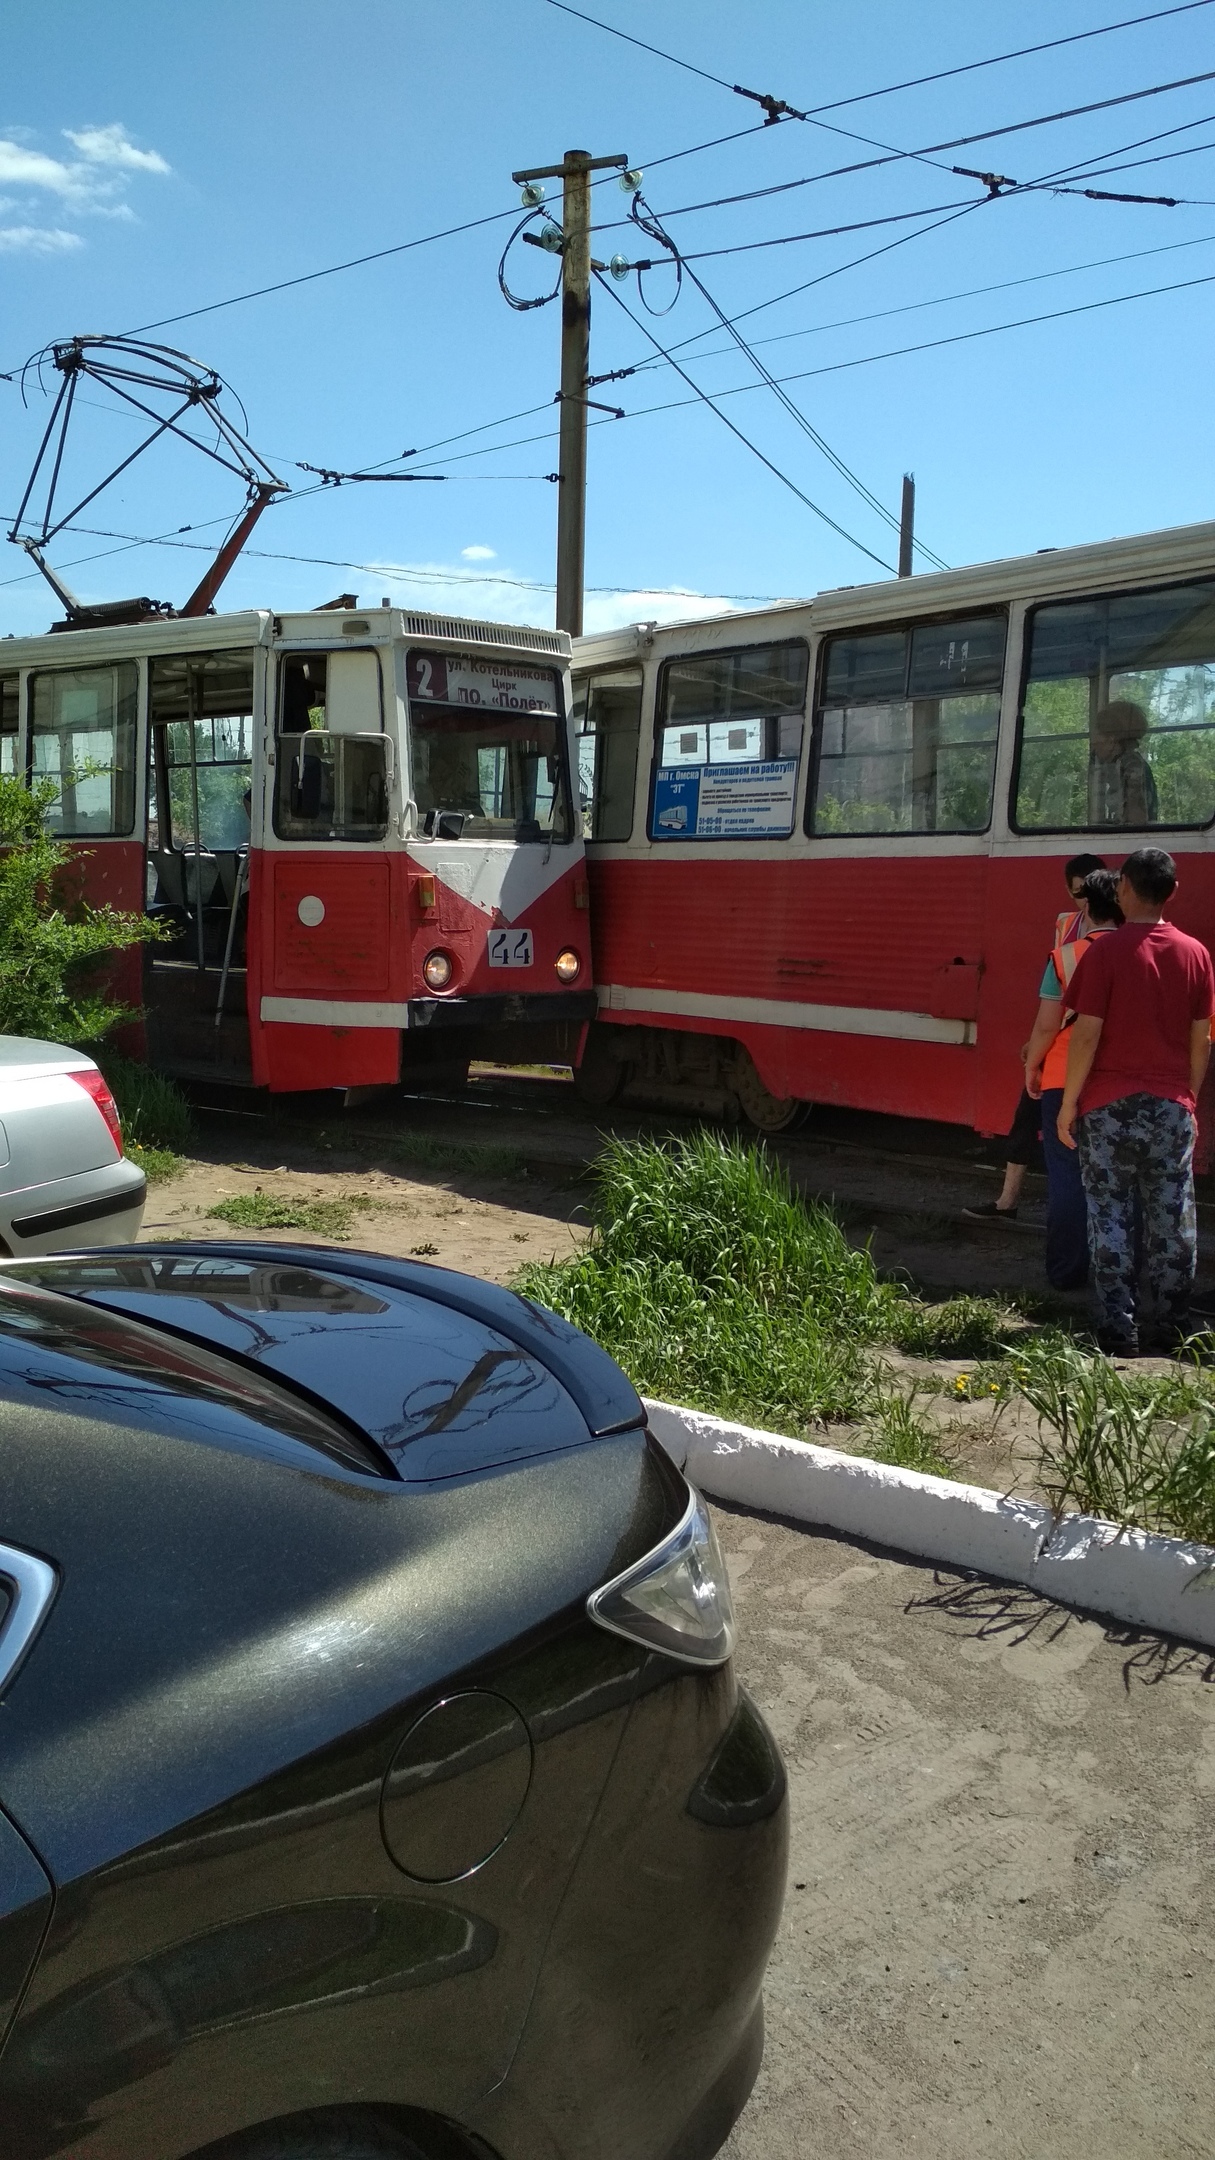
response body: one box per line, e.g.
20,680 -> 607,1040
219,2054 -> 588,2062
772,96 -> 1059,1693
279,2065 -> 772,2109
2,0 -> 1214,636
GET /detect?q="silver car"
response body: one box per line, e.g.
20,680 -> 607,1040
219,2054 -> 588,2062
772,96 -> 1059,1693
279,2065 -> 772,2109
0,1039 -> 146,1256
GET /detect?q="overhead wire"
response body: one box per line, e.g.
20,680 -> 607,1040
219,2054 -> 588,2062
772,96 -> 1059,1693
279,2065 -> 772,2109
542,0 -> 1215,119
625,189 -> 950,568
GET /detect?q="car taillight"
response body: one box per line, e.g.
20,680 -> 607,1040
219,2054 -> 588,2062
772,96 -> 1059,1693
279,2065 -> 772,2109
70,1067 -> 123,1157
586,1487 -> 736,1668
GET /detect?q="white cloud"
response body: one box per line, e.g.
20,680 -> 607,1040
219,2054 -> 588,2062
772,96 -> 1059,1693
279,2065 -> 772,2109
0,225 -> 83,254
0,123 -> 169,244
460,543 -> 497,561
64,123 -> 170,175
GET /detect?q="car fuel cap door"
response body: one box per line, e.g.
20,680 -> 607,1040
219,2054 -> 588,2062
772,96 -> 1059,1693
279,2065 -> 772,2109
381,1691 -> 532,1883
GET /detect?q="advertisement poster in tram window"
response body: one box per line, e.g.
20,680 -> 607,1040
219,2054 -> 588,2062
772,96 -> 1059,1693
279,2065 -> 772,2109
407,650 -> 559,715
652,759 -> 798,838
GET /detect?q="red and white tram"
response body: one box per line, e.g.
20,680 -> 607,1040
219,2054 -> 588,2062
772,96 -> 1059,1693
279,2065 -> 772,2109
1,604 -> 592,1093
571,518 -> 1215,1150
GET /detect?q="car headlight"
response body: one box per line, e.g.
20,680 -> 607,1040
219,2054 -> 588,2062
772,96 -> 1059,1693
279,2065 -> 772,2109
586,1486 -> 735,1667
422,949 -> 454,991
555,947 -> 581,983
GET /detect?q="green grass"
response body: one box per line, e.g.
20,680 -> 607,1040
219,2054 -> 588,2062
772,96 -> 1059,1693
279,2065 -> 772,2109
514,1129 -> 1215,1543
99,1054 -> 194,1172
514,1131 -> 1000,1458
206,1189 -> 385,1240
126,1142 -> 186,1183
329,1126 -> 524,1179
1007,1331 -> 1215,1545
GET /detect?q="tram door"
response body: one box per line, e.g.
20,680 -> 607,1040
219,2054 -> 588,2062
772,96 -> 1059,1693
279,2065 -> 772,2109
144,649 -> 260,1080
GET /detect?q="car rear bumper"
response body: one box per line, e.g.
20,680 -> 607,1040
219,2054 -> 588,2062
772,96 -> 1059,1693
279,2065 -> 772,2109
470,1675 -> 788,2160
0,1161 -> 147,1256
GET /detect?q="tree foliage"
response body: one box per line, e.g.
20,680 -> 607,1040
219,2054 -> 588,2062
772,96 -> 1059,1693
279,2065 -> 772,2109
0,773 -> 164,1044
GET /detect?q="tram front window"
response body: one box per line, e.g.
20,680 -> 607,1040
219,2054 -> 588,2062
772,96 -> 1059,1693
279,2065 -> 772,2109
30,663 -> 137,836
810,615 -> 1004,836
273,651 -> 391,842
1015,579 -> 1215,830
404,649 -> 571,842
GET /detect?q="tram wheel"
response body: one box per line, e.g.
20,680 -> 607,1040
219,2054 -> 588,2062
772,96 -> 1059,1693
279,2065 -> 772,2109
573,1023 -> 625,1108
733,1048 -> 807,1134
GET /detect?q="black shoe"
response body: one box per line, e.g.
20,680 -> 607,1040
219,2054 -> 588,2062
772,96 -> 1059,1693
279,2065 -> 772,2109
1145,1315 -> 1203,1356
1095,1327 -> 1139,1358
962,1200 -> 1019,1221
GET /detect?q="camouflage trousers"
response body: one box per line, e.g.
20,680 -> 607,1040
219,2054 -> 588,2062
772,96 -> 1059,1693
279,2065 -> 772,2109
1076,1093 -> 1196,1338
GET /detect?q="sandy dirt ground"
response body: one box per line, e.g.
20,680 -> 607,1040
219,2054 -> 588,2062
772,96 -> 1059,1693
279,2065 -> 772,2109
716,1498 -> 1215,2160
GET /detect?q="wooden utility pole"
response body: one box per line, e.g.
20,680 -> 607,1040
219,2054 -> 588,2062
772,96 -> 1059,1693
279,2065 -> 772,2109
512,148 -> 627,636
898,472 -> 915,578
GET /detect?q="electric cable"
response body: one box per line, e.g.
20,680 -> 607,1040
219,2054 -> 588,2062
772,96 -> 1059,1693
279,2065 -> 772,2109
626,190 -> 950,568
542,0 -> 1215,122
593,268 -> 896,573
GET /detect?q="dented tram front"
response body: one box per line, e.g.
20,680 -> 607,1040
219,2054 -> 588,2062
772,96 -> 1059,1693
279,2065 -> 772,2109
0,604 -> 593,1094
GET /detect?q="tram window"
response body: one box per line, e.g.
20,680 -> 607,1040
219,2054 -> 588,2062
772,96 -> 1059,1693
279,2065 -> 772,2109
149,652 -> 256,854
30,663 -> 136,837
1014,579 -> 1215,831
275,733 -> 391,842
573,667 -> 642,840
811,614 -> 1004,836
0,674 -> 17,777
273,650 -> 390,842
650,642 -> 807,842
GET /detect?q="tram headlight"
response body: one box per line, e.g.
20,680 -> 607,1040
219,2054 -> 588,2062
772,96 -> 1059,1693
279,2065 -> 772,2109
555,947 -> 582,984
423,949 -> 454,991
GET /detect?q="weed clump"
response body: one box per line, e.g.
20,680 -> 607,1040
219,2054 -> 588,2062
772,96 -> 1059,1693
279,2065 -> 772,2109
516,1131 -> 958,1453
206,1189 -> 383,1240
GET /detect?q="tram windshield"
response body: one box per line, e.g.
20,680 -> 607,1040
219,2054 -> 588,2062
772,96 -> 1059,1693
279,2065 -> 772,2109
1015,579 -> 1215,830
406,649 -> 571,843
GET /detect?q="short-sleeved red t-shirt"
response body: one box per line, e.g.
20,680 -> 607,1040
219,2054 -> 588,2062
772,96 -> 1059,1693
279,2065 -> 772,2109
1062,920 -> 1215,1116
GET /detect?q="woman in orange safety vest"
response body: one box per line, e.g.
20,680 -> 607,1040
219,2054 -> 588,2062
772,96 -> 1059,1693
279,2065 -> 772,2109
1025,869 -> 1123,1289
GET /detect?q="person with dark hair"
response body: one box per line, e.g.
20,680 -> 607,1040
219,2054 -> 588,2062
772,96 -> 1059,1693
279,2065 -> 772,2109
1025,870 -> 1123,1288
1057,848 -> 1215,1353
964,854 -> 1105,1222
1088,701 -> 1158,826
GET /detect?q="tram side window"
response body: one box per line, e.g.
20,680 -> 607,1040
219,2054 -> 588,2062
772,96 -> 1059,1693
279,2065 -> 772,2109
1014,580 -> 1215,830
149,652 -> 256,855
650,642 -> 808,842
274,651 -> 390,842
0,675 -> 17,777
574,667 -> 642,840
30,663 -> 136,836
810,614 -> 1005,836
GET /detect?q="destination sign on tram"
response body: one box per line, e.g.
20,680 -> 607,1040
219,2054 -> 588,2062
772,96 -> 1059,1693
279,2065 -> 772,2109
407,649 -> 559,715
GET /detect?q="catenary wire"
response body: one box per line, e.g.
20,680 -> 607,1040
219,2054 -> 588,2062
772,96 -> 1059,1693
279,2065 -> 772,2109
592,271 -> 896,573
542,0 -> 1215,118
626,191 -> 950,567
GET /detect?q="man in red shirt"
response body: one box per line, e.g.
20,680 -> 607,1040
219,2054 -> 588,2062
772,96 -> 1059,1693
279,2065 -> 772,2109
1057,847 -> 1215,1354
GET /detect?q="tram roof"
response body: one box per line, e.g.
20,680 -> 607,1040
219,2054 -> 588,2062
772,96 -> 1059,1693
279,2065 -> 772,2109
571,515 -> 1215,667
0,603 -> 570,671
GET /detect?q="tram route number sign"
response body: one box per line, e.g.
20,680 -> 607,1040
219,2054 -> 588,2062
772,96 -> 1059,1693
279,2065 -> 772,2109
407,650 -> 559,716
488,928 -> 534,968
652,758 -> 797,840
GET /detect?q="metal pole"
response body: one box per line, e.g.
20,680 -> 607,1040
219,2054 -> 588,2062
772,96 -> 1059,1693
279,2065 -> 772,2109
898,472 -> 915,579
556,151 -> 592,639
187,665 -> 205,973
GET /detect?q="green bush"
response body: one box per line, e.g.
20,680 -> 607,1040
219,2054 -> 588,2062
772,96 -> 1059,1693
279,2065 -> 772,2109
0,773 -> 164,1043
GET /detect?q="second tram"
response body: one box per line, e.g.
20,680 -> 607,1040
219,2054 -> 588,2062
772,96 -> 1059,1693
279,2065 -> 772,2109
571,518 -> 1215,1146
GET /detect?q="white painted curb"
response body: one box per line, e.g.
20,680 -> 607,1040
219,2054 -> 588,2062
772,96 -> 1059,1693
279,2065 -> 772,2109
644,1398 -> 1215,1651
